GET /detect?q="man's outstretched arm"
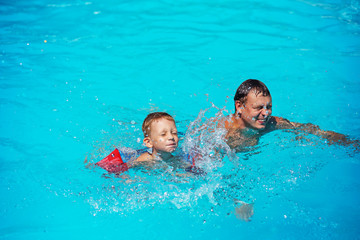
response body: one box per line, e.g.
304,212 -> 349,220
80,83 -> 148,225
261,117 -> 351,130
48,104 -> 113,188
266,116 -> 359,149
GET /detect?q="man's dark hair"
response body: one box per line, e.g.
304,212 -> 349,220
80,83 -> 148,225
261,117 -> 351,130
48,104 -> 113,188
233,79 -> 271,112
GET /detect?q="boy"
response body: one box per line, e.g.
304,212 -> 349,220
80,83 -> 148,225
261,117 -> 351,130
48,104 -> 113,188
135,112 -> 180,164
221,79 -> 359,151
93,112 -> 193,173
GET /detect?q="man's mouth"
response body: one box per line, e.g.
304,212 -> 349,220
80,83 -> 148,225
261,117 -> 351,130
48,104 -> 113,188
257,118 -> 268,124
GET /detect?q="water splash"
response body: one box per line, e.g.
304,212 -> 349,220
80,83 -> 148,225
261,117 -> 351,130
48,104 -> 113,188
182,105 -> 238,172
74,106 -> 348,222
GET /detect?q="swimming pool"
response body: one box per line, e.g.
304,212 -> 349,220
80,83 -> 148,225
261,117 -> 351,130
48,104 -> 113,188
1,0 -> 360,239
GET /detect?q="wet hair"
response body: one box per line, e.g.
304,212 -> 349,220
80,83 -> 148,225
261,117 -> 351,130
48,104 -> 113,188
233,79 -> 271,112
142,112 -> 175,137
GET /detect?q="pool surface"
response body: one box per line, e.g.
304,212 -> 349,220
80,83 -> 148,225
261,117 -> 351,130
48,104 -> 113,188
1,0 -> 360,239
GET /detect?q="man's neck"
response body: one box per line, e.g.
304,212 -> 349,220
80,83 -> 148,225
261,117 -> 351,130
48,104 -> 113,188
229,114 -> 260,136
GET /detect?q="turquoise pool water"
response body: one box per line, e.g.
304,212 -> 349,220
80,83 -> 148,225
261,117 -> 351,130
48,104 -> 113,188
1,0 -> 360,239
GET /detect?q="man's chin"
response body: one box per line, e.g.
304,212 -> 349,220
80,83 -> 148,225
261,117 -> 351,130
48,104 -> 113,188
256,120 -> 268,128
245,120 -> 267,131
252,124 -> 266,130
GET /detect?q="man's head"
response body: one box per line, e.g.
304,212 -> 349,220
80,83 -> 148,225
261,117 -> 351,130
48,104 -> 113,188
234,79 -> 272,130
142,112 -> 178,153
234,79 -> 271,109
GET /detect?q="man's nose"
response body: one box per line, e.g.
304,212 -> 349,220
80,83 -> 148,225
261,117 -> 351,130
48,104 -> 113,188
261,108 -> 270,116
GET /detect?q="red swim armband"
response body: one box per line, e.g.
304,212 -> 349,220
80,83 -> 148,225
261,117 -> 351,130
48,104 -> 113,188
95,148 -> 129,173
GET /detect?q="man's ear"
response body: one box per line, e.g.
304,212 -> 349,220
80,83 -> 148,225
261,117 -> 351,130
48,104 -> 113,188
143,137 -> 153,148
235,100 -> 244,114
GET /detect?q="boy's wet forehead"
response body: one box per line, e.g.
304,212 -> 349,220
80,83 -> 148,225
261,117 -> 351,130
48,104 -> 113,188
150,119 -> 176,133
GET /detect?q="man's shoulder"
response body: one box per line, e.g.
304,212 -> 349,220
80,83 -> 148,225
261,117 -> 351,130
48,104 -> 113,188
218,114 -> 237,130
266,116 -> 295,130
268,116 -> 283,124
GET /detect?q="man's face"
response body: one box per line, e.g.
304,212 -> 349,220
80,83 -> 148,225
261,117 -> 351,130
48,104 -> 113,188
148,118 -> 178,153
237,91 -> 272,130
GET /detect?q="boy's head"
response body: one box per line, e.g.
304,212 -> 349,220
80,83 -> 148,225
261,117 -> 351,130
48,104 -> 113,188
142,112 -> 175,137
234,79 -> 272,130
142,112 -> 178,153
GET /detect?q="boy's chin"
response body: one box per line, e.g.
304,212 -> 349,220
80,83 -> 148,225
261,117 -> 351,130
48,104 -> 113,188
168,148 -> 177,153
159,148 -> 177,154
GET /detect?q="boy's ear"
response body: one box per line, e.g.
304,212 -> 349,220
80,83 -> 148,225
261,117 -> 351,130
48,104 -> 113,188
235,100 -> 244,114
143,137 -> 153,148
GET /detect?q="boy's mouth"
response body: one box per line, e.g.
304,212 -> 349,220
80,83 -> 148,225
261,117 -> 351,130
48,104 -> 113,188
167,143 -> 177,149
166,143 -> 177,152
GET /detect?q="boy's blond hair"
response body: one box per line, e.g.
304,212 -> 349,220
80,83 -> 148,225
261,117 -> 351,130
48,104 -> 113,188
142,112 -> 175,137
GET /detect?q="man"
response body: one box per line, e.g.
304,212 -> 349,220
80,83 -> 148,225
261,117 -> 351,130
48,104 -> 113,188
216,79 -> 358,221
220,79 -> 358,152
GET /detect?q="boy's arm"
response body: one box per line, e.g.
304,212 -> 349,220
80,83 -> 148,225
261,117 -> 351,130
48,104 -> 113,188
269,116 -> 359,149
134,152 -> 153,162
131,152 -> 159,170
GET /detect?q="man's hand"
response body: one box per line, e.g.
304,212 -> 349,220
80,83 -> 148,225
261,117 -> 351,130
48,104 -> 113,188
235,202 -> 254,222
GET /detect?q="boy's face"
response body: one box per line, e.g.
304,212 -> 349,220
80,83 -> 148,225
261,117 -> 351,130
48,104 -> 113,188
236,91 -> 272,130
145,118 -> 178,153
